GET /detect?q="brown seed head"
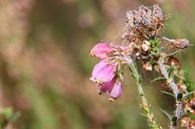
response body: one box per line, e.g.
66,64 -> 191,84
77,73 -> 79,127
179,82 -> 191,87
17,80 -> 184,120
166,56 -> 179,67
172,39 -> 190,49
177,82 -> 187,93
143,62 -> 152,71
125,5 -> 165,40
189,120 -> 195,129
180,116 -> 190,128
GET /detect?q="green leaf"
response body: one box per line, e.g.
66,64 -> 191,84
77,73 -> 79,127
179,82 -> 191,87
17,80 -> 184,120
166,50 -> 182,57
151,77 -> 166,83
183,91 -> 195,100
160,109 -> 172,121
188,112 -> 195,120
160,90 -> 175,98
140,113 -> 148,119
167,66 -> 175,80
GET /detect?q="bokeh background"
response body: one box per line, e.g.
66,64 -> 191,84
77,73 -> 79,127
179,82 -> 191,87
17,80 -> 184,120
0,0 -> 195,129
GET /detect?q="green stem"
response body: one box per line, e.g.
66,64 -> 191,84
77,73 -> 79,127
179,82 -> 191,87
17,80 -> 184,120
128,59 -> 162,129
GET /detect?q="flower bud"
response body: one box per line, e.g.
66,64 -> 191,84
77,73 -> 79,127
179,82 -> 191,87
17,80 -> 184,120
90,43 -> 113,59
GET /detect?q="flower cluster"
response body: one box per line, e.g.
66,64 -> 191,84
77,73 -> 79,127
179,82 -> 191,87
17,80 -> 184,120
90,43 -> 124,101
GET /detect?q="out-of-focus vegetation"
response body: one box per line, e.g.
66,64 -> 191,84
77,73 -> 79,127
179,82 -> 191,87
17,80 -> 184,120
0,0 -> 194,129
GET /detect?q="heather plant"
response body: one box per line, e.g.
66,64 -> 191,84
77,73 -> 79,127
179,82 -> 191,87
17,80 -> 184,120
90,5 -> 195,129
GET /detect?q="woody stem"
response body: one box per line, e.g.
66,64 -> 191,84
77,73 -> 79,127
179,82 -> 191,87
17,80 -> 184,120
157,58 -> 183,129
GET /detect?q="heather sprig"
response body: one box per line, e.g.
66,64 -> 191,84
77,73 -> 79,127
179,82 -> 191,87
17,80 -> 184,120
90,4 -> 194,129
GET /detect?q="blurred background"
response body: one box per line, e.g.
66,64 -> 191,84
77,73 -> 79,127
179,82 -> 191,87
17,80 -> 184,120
0,0 -> 195,129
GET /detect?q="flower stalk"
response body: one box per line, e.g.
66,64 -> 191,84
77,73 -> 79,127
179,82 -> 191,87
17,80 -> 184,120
128,57 -> 162,129
157,53 -> 183,129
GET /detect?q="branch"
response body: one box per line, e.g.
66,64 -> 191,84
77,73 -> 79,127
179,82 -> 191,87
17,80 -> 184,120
127,57 -> 162,129
157,58 -> 183,129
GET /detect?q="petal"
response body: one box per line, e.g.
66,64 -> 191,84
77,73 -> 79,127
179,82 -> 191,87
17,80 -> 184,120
109,81 -> 122,99
98,78 -> 116,93
90,43 -> 113,59
91,59 -> 116,83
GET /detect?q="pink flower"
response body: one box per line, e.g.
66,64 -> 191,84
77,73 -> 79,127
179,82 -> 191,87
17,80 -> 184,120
98,79 -> 122,100
90,59 -> 116,84
90,43 -> 123,100
109,81 -> 122,99
90,43 -> 113,59
98,78 -> 116,93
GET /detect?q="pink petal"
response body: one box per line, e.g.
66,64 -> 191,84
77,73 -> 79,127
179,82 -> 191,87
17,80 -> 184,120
90,43 -> 113,59
109,81 -> 122,99
98,78 -> 116,93
91,59 -> 116,83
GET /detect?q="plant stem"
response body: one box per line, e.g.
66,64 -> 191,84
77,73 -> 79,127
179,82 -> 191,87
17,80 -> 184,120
127,57 -> 162,129
157,58 -> 179,95
157,58 -> 183,129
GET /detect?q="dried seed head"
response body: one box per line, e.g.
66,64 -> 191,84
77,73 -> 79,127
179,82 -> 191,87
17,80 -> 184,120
172,39 -> 190,49
183,98 -> 195,114
143,62 -> 152,71
142,43 -> 150,52
125,5 -> 165,40
142,40 -> 151,52
189,98 -> 195,110
189,120 -> 195,129
166,56 -> 179,67
177,82 -> 187,93
180,116 -> 190,128
153,4 -> 164,21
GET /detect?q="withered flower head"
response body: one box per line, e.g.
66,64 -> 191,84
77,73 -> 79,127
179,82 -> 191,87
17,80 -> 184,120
166,56 -> 180,67
189,120 -> 195,129
143,62 -> 152,71
180,116 -> 190,128
180,116 -> 195,129
142,40 -> 151,51
177,82 -> 187,93
125,5 -> 165,40
184,98 -> 195,114
172,39 -> 190,49
189,98 -> 195,110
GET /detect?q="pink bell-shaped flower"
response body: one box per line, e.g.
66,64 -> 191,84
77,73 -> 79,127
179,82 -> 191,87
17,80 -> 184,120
90,43 -> 113,59
98,78 -> 116,93
90,59 -> 116,84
